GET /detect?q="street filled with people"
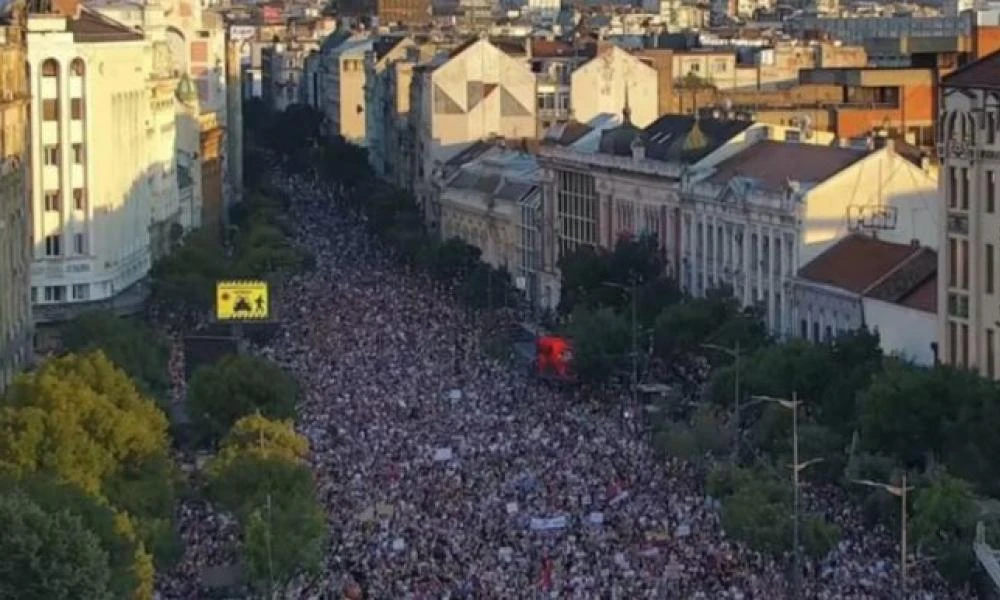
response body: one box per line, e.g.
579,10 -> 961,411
157,165 -> 972,599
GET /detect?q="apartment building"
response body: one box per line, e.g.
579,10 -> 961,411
25,1 -> 171,321
570,45 -> 659,129
409,37 -> 536,227
322,33 -> 373,145
0,4 -> 32,388
937,50 -> 1000,377
538,112 -> 939,335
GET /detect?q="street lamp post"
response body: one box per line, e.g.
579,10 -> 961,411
602,279 -> 639,430
701,341 -> 740,461
751,393 -> 821,600
852,474 -> 913,599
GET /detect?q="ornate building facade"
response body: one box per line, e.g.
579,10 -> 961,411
0,1 -> 33,389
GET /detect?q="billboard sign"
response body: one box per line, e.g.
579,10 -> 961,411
229,25 -> 256,41
215,280 -> 270,321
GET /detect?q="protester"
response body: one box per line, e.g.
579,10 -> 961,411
156,165 -> 971,600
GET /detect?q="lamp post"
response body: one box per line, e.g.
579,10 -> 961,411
852,475 -> 913,600
751,393 -> 821,600
701,341 -> 740,461
602,279 -> 638,430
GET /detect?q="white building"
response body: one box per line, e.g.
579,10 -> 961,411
26,3 -> 173,320
524,0 -> 561,20
410,37 -> 537,227
538,113 -> 940,335
793,234 -> 937,365
937,50 -> 1000,377
570,45 -> 658,129
322,33 -> 372,145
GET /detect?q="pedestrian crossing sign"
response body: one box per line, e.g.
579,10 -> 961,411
216,280 -> 270,321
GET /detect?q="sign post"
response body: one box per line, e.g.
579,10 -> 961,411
215,280 -> 270,354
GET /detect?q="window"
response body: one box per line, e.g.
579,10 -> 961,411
948,167 -> 957,209
70,58 -> 84,77
989,171 -> 996,214
988,328 -> 996,379
961,168 -> 969,210
43,285 -> 65,302
44,234 -> 61,257
825,325 -> 833,341
961,323 -> 969,368
812,321 -> 820,343
949,321 -> 957,364
30,287 -> 37,303
43,145 -> 58,166
41,59 -> 58,77
73,233 -> 85,254
961,239 -> 970,289
42,99 -> 58,121
73,189 -> 85,211
949,237 -> 958,287
800,319 -> 808,339
988,243 -> 995,294
71,283 -> 89,300
72,143 -> 84,165
44,191 -> 60,212
70,98 -> 83,120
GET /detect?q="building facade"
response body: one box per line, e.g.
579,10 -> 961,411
539,115 -> 939,335
411,37 -> 537,227
937,51 -> 1000,377
25,4 -> 161,321
0,3 -> 32,389
570,45 -> 659,129
323,34 -> 372,145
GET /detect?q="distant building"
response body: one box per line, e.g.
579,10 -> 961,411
937,49 -> 1000,377
409,37 -> 536,228
793,235 -> 937,365
570,45 -> 659,129
337,0 -> 430,26
538,113 -> 940,335
322,34 -> 372,145
0,3 -> 33,389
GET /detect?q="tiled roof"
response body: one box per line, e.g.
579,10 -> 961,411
642,115 -> 753,164
543,120 -> 593,146
707,140 -> 866,191
897,274 -> 937,313
797,234 -> 923,295
69,7 -> 143,43
530,39 -> 575,58
942,48 -> 1000,90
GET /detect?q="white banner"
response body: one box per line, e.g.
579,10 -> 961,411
530,516 -> 568,531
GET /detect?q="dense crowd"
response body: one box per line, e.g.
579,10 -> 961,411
156,166 -> 974,599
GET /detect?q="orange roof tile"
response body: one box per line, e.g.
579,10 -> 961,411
797,234 -> 922,294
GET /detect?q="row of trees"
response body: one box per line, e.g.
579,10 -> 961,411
149,185 -> 312,319
0,352 -> 175,599
557,236 -> 996,589
252,102 -> 523,314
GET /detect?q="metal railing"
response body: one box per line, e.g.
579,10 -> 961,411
975,521 -> 1000,591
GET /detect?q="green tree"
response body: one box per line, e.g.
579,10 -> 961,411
426,237 -> 482,283
0,491 -> 112,600
209,415 -> 309,477
655,405 -> 731,464
717,467 -> 839,560
242,494 -> 327,594
61,311 -> 170,401
149,229 -> 233,313
207,454 -> 315,520
0,352 -> 177,568
911,469 -> 978,585
1,473 -> 144,598
459,263 -> 518,310
564,306 -> 631,385
187,354 -> 298,446
0,351 -> 170,497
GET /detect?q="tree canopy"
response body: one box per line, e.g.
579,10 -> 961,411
188,354 -> 298,446
60,311 -> 170,401
0,491 -> 113,600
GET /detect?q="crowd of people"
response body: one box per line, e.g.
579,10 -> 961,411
156,165 -> 974,599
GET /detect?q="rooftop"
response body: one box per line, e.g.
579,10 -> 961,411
707,140 -> 866,191
941,48 -> 1000,91
642,115 -> 753,164
69,6 -> 143,43
798,234 -> 927,297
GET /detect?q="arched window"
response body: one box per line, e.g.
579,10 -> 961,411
41,59 -> 58,78
70,58 -> 85,77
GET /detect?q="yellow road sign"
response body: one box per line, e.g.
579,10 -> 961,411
216,280 -> 269,321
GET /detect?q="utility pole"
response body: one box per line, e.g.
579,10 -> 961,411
701,340 -> 741,461
751,393 -> 822,600
852,474 -> 913,599
629,277 -> 638,432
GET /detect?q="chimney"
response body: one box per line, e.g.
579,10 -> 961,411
53,0 -> 81,18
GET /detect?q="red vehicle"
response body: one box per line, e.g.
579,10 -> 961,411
535,335 -> 575,382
